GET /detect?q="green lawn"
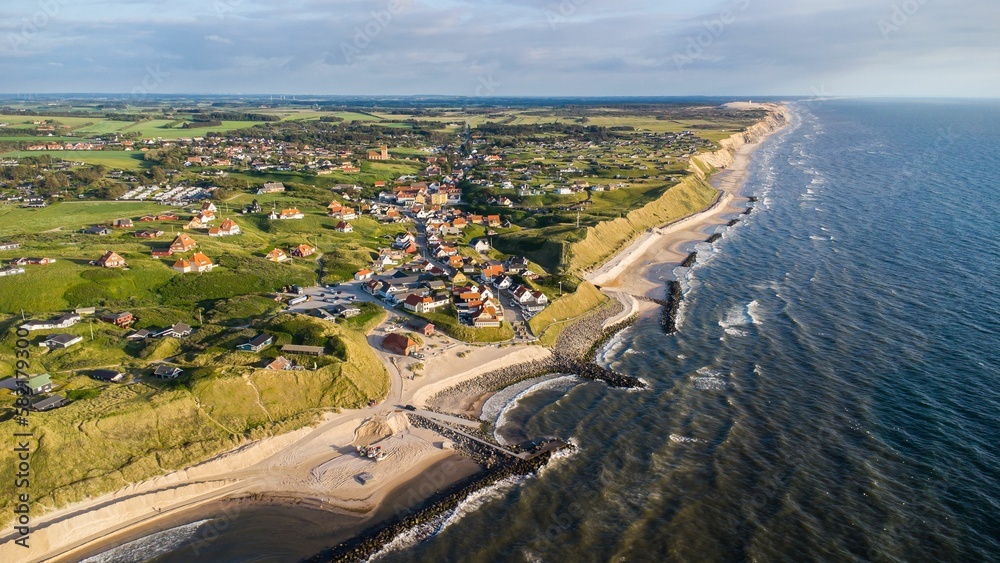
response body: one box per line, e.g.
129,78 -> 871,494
0,201 -> 168,236
0,150 -> 149,170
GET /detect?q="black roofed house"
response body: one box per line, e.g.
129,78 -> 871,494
84,226 -> 113,236
126,329 -> 152,341
156,323 -> 192,338
91,369 -> 125,383
40,333 -> 83,349
237,334 -> 273,352
152,365 -> 183,379
30,395 -> 68,412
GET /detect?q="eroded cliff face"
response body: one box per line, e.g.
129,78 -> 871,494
690,105 -> 790,177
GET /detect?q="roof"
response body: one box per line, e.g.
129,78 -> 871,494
153,365 -> 182,377
44,334 -> 81,345
191,252 -> 213,267
383,333 -> 417,355
246,334 -> 272,347
281,344 -> 325,355
31,395 -> 67,411
26,374 -> 52,389
92,369 -> 124,381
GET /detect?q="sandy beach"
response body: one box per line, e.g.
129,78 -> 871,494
1,104 -> 788,563
0,340 -> 548,563
589,103 -> 789,297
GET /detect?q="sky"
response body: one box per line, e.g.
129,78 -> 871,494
1,0 -> 998,98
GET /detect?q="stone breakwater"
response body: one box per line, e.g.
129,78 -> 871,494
706,232 -> 723,244
680,251 -> 698,268
309,416 -> 564,563
661,281 -> 683,335
727,218 -> 741,227
553,297 -> 625,358
426,298 -> 645,413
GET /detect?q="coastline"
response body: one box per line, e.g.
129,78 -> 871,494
590,102 -> 790,299
2,104 -> 789,563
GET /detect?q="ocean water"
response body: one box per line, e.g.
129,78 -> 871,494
383,101 -> 1000,562
95,100 -> 1000,562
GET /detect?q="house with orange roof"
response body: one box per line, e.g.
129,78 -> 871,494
290,244 -> 315,258
271,208 -> 304,220
335,221 -> 353,233
265,248 -> 290,263
208,218 -> 241,237
169,234 -> 197,253
96,251 -> 127,268
173,252 -> 214,273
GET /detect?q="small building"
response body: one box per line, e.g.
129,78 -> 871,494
208,218 -> 241,237
265,356 -> 294,370
281,344 -> 325,356
169,233 -> 198,253
152,365 -> 183,379
126,329 -> 152,341
152,247 -> 174,258
20,313 -> 81,332
40,333 -> 83,349
30,395 -> 68,412
407,319 -> 435,336
290,244 -> 315,258
84,226 -> 112,236
383,333 -> 418,356
273,208 -> 304,220
100,311 -> 134,328
156,323 -> 192,338
331,304 -> 362,318
470,239 -> 491,253
257,182 -> 286,194
135,229 -> 164,239
266,248 -> 290,263
237,334 -> 273,352
335,221 -> 353,233
96,251 -> 127,268
113,218 -> 134,229
24,374 -> 54,395
0,242 -> 22,251
173,252 -> 214,273
91,369 -> 125,383
354,269 -> 374,281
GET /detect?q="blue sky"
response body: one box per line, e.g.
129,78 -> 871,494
2,0 -> 998,97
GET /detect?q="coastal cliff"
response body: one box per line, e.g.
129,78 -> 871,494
690,106 -> 789,176
566,105 -> 789,274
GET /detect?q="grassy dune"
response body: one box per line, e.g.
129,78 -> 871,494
0,311 -> 388,522
566,175 -> 718,272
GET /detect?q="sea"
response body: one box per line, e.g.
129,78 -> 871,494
87,100 -> 1000,562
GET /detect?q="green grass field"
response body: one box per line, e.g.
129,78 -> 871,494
0,201 -> 168,236
0,150 -> 149,170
